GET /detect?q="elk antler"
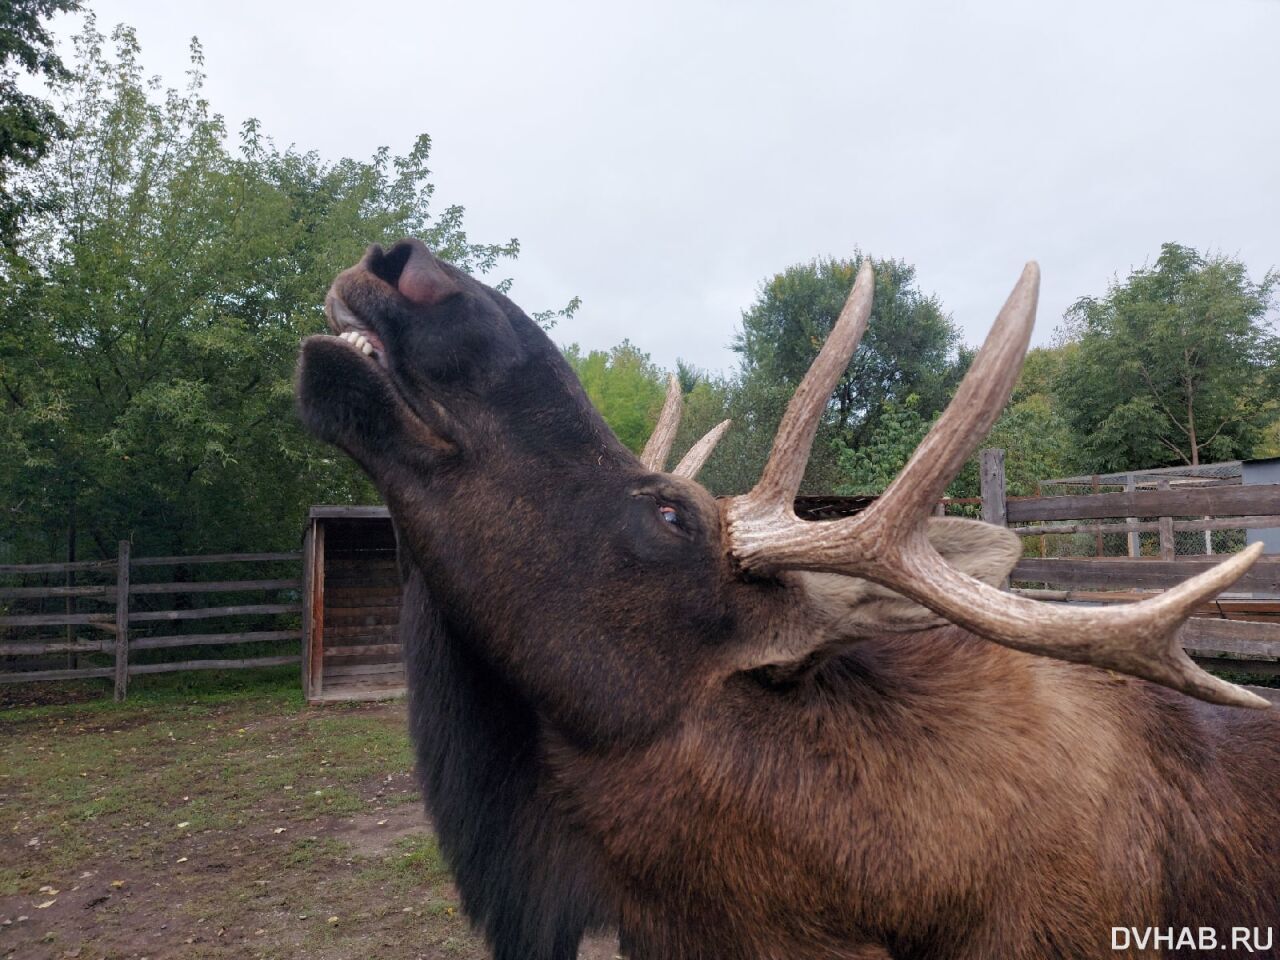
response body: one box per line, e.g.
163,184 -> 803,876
673,419 -> 732,479
641,374 -> 732,479
725,261 -> 1269,710
641,375 -> 684,472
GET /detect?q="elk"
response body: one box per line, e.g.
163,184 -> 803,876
296,239 -> 1279,960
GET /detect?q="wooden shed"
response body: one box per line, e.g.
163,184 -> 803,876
301,506 -> 405,703
297,497 -> 875,703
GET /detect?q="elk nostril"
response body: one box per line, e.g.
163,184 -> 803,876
368,241 -> 416,288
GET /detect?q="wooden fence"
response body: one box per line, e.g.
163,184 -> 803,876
979,449 -> 1280,673
0,544 -> 303,699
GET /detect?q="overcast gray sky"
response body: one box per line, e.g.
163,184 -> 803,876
52,0 -> 1279,374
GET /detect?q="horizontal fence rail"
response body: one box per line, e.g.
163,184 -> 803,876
0,544 -> 304,699
1006,483 -> 1280,523
978,449 -> 1280,673
1012,557 -> 1280,594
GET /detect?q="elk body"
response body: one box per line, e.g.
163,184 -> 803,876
296,239 -> 1279,960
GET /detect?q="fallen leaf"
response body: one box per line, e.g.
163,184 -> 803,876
35,899 -> 57,909
273,827 -> 286,834
327,916 -> 339,925
110,880 -> 126,889
176,821 -> 190,829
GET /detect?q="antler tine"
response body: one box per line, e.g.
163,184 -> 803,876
885,541 -> 1270,709
674,419 -> 732,479
868,262 -> 1039,536
641,374 -> 683,471
726,262 -> 1269,710
741,260 -> 876,514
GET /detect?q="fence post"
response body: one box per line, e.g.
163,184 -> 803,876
1155,478 -> 1175,561
1125,474 -> 1140,558
113,540 -> 130,702
980,449 -> 1007,527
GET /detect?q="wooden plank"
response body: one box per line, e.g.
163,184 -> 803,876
129,578 -> 301,595
0,584 -> 112,600
128,602 -> 302,623
323,576 -> 400,590
322,607 -> 400,626
129,551 -> 301,567
1155,479 -> 1175,560
0,640 -> 107,655
308,686 -> 405,703
301,520 -> 316,700
308,505 -> 391,519
131,630 -> 302,650
980,449 -> 1006,527
0,666 -> 115,684
317,623 -> 399,641
1006,483 -> 1280,523
1015,588 -> 1280,616
1125,475 -> 1139,558
1012,557 -> 1280,594
114,541 -> 130,701
1012,516 -> 1280,537
1092,475 -> 1104,556
1179,618 -> 1280,658
0,558 -> 116,574
0,612 -> 114,626
323,643 -> 402,659
1189,656 -> 1280,677
129,655 -> 300,675
325,661 -> 405,679
310,522 -> 326,697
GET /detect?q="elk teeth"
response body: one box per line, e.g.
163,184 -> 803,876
336,330 -> 376,359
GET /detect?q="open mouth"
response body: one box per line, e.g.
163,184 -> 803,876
325,291 -> 390,370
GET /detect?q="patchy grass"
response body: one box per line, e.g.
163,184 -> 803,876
0,671 -> 496,960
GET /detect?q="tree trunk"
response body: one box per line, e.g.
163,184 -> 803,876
1187,399 -> 1198,466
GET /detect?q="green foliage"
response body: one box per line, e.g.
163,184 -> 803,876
733,254 -> 966,447
833,395 -> 930,494
0,0 -> 78,246
0,18 -> 545,561
564,340 -> 667,454
1054,243 -> 1279,470
669,369 -> 797,495
684,254 -> 968,496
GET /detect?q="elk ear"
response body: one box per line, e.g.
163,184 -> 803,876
399,241 -> 461,307
800,518 -> 1022,636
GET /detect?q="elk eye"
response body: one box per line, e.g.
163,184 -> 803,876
658,505 -> 680,525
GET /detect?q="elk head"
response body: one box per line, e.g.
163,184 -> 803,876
297,238 -> 1266,730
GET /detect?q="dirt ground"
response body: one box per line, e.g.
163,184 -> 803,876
0,675 -> 622,960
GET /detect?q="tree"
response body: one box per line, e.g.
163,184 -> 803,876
733,255 -> 966,448
564,340 -> 667,454
0,18 -> 553,561
833,394 -> 931,494
1055,243 -> 1279,470
0,0 -> 79,247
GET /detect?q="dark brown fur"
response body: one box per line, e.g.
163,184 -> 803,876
297,239 -> 1279,960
